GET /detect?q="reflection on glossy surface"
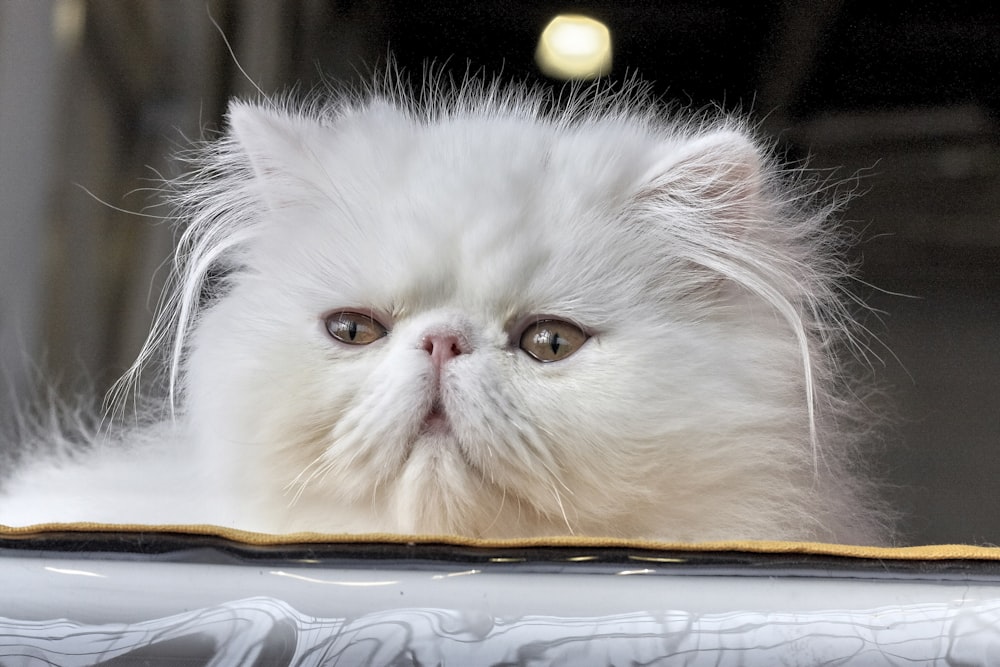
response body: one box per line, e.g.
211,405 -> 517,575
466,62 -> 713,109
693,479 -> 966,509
269,570 -> 400,587
3,595 -> 1000,665
42,565 -> 106,578
4,535 -> 1000,665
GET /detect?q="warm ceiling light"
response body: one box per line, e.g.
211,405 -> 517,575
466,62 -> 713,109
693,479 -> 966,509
535,14 -> 612,80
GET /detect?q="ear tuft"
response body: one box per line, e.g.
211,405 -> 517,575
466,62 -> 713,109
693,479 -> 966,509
226,101 -> 308,183
636,129 -> 766,223
224,101 -> 334,211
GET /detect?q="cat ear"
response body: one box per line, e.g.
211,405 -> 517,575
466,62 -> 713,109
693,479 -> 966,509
635,130 -> 765,225
225,101 -> 327,207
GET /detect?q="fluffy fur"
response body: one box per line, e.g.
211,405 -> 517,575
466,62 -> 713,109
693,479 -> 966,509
0,75 -> 889,543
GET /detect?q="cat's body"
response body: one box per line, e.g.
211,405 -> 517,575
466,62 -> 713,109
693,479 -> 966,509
0,77 -> 889,543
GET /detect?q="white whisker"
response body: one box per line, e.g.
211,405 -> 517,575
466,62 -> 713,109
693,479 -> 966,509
551,483 -> 575,535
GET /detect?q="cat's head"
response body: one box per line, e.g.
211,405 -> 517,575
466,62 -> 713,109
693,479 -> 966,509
175,83 -> 845,538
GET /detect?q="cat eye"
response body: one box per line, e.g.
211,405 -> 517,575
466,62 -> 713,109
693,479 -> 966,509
518,319 -> 589,362
324,311 -> 388,345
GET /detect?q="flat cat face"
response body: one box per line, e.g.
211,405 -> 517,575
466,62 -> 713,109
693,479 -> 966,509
184,96 -> 817,538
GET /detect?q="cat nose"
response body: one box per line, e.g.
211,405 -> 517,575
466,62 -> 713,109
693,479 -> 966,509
421,331 -> 469,369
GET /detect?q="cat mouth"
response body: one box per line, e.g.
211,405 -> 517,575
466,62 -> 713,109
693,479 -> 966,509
420,399 -> 451,434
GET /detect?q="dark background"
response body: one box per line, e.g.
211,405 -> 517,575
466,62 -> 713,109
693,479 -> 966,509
2,0 -> 997,544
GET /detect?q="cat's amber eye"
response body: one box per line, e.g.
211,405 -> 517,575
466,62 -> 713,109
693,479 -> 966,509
324,311 -> 388,345
519,319 -> 589,362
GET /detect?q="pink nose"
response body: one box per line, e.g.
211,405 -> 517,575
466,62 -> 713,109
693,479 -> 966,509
422,332 -> 467,369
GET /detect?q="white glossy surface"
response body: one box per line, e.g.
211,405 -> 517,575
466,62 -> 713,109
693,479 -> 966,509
2,553 -> 1000,664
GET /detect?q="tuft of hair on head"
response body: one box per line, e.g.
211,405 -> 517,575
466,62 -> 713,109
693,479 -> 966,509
104,65 -> 877,491
104,67 -> 658,421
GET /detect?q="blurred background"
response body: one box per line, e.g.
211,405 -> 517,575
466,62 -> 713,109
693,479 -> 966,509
0,0 -> 997,544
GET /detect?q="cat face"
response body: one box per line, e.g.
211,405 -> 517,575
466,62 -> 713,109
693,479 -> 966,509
185,100 -> 810,537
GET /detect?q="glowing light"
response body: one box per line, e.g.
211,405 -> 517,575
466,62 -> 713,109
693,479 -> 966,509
536,15 -> 612,80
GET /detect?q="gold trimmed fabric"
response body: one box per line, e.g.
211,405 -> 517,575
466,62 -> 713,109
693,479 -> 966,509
1,523 -> 998,561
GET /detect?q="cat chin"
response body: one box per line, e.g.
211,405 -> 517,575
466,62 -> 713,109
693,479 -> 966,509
242,416 -> 584,537
262,443 -> 531,537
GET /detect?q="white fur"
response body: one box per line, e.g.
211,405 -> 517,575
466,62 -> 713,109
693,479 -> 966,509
0,76 -> 889,543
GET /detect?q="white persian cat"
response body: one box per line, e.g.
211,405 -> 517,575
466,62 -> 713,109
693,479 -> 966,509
0,75 -> 889,544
